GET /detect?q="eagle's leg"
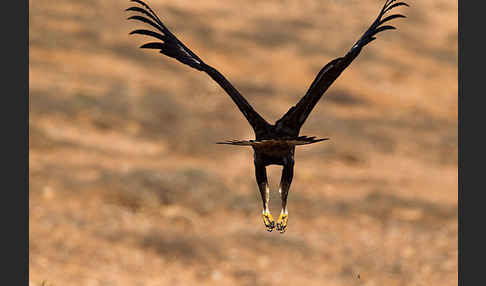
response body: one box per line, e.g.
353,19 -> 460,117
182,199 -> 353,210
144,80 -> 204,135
255,160 -> 274,232
276,158 -> 294,233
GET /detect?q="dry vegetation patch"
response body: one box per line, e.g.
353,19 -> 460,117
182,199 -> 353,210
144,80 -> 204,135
30,0 -> 457,285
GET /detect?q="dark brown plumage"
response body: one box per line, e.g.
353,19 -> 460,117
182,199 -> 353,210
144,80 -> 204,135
126,0 -> 408,233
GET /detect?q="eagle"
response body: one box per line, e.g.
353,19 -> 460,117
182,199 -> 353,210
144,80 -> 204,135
126,0 -> 408,233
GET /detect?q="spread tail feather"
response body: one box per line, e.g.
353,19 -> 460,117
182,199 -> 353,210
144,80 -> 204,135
216,136 -> 329,147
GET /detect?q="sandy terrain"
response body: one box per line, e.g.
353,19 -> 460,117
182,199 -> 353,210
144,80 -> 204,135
29,0 -> 457,285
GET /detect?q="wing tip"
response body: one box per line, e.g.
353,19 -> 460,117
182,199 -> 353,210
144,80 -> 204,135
352,0 -> 408,51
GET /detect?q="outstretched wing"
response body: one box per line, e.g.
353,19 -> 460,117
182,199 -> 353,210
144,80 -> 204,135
126,0 -> 270,134
275,0 -> 408,134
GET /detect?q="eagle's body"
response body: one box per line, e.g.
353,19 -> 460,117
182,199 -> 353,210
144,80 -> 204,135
127,0 -> 408,233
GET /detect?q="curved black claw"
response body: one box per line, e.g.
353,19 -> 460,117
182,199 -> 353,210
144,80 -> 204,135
266,221 -> 275,232
262,212 -> 275,232
276,213 -> 288,234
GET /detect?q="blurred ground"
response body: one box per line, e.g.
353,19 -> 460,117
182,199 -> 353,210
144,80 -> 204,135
29,0 -> 457,285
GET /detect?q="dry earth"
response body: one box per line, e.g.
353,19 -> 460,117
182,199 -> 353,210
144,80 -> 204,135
29,0 -> 457,285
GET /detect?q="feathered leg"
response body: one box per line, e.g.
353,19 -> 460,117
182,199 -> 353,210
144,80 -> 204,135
277,157 -> 294,233
254,159 -> 274,232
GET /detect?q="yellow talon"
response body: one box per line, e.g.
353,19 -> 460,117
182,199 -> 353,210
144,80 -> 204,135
262,211 -> 275,232
276,213 -> 288,233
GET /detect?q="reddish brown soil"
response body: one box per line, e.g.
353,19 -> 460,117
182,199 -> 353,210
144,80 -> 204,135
30,0 -> 457,285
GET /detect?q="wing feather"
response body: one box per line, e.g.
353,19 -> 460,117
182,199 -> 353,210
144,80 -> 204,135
127,0 -> 270,134
275,0 -> 408,133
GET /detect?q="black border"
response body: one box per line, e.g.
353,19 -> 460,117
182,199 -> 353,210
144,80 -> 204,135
459,0 -> 479,285
8,0 -> 29,284
0,0 -> 29,281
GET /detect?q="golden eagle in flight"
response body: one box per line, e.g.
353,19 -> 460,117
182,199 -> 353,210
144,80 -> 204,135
127,0 -> 408,233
